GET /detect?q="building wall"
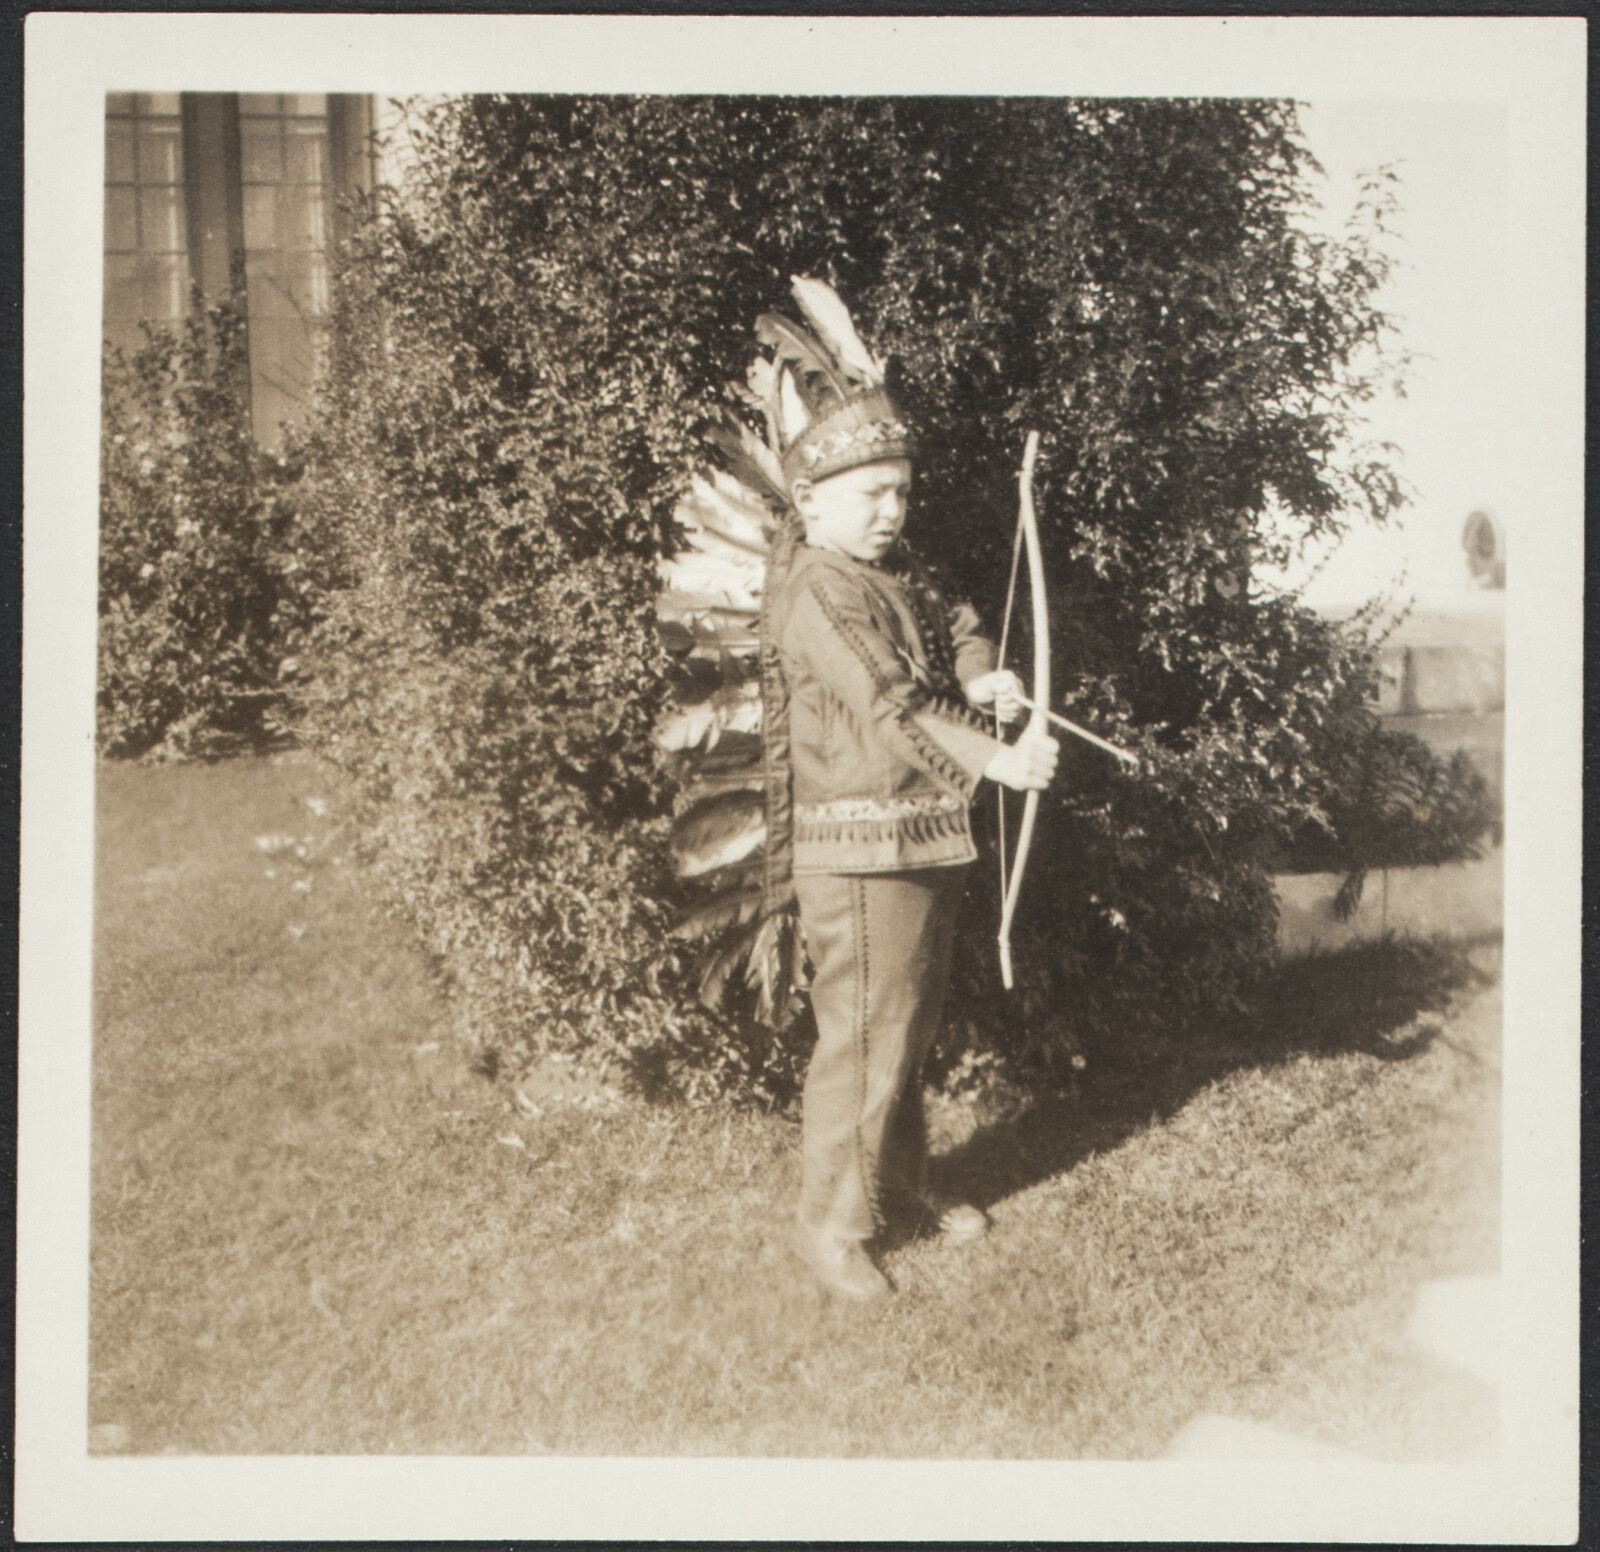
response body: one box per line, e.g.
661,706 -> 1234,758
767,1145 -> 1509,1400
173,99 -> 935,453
1371,599 -> 1506,718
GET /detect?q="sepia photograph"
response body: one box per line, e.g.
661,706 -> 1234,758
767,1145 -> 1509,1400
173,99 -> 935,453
19,14 -> 1582,1543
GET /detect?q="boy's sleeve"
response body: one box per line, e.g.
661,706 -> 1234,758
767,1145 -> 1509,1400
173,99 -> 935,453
948,600 -> 999,688
787,573 -> 1002,796
910,706 -> 1001,787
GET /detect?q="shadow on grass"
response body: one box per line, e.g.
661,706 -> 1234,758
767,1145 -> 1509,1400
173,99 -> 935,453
929,934 -> 1499,1219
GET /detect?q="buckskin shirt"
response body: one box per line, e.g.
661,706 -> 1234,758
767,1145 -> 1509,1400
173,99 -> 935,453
766,545 -> 1004,875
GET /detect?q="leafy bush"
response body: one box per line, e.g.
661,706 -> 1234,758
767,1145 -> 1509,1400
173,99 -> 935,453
1287,722 -> 1498,919
98,296 -> 332,759
301,96 -> 1495,1102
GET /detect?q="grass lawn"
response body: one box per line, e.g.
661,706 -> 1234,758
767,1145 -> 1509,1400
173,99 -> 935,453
91,754 -> 1500,1458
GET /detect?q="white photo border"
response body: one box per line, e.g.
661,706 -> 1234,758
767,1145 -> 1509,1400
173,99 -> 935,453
20,13 -> 1583,1543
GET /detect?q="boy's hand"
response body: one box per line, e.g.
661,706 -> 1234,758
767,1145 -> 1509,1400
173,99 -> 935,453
966,669 -> 1026,726
984,726 -> 1060,792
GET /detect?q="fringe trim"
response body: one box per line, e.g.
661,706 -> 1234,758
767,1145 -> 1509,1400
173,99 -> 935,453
798,792 -> 966,824
757,511 -> 805,915
794,804 -> 972,849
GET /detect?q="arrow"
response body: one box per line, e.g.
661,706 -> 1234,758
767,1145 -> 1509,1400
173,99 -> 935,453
1011,694 -> 1139,767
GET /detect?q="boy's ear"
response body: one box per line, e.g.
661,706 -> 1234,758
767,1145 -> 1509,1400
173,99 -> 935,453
790,477 -> 815,517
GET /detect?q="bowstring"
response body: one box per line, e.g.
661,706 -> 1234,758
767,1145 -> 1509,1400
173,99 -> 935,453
995,513 -> 1026,902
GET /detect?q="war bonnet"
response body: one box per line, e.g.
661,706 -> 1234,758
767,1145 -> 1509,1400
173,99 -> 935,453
715,277 -> 916,505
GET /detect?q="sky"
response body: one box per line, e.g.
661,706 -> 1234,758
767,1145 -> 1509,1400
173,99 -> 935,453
1284,101 -> 1509,611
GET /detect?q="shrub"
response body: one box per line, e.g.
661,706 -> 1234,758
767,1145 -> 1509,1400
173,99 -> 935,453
98,296 -> 332,759
302,96 -> 1495,1103
1287,721 -> 1498,919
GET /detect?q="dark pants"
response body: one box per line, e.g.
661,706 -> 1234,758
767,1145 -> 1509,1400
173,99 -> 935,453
793,866 -> 967,1242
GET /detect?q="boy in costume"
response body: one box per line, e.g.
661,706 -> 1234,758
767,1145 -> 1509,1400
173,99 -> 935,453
763,283 -> 1058,1302
658,279 -> 1058,1302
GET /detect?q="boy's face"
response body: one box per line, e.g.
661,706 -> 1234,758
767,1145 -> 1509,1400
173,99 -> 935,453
793,458 -> 912,564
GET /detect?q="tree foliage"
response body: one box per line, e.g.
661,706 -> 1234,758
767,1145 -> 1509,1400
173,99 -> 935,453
300,95 -> 1494,1101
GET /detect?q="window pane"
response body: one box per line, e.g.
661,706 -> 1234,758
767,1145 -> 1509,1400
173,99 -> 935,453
104,186 -> 138,251
105,119 -> 136,182
139,120 -> 184,184
103,317 -> 147,362
238,93 -> 283,116
288,93 -> 327,116
244,255 -> 290,317
282,250 -> 329,315
246,251 -> 330,319
105,92 -> 136,117
267,314 -> 317,382
244,186 -> 329,256
240,118 -> 282,182
242,184 -> 280,250
103,254 -> 188,340
138,186 -> 186,252
285,123 -> 326,184
280,184 -> 327,250
252,377 -> 292,446
250,314 -> 321,445
305,252 -> 330,316
142,92 -> 182,116
139,252 -> 190,321
103,253 -> 143,328
260,260 -> 301,319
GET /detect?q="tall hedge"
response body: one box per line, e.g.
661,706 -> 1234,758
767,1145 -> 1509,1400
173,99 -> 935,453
300,96 -> 1494,1102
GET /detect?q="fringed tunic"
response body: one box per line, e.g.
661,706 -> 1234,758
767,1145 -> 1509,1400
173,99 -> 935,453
762,545 -> 1003,878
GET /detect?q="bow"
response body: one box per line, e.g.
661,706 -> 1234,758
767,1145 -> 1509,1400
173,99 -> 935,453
995,430 -> 1047,990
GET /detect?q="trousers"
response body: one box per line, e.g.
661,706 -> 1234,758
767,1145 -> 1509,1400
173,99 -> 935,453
793,866 -> 968,1242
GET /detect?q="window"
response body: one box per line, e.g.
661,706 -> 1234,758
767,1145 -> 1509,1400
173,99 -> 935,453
103,93 -> 190,358
239,93 -> 332,443
102,92 -> 372,445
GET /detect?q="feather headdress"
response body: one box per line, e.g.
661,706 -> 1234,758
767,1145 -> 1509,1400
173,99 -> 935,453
653,278 -> 911,1030
751,277 -> 914,492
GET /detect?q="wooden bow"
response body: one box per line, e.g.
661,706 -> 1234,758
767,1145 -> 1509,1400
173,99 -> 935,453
996,430 -> 1047,990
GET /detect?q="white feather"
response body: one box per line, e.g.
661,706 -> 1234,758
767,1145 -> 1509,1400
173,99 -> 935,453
746,357 -> 776,403
659,552 -> 762,611
726,421 -> 786,500
790,275 -> 885,385
676,474 -> 769,556
707,467 -> 772,516
677,817 -> 765,877
656,682 -> 763,753
776,366 -> 811,446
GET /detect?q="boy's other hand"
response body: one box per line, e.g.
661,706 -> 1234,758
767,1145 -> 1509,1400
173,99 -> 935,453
966,669 -> 1026,725
984,727 -> 1060,792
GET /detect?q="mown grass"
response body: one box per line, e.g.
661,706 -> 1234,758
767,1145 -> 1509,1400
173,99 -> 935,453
91,754 -> 1499,1458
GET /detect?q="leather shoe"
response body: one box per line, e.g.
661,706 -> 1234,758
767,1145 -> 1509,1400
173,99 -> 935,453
897,1192 -> 987,1244
791,1222 -> 891,1301
934,1201 -> 989,1244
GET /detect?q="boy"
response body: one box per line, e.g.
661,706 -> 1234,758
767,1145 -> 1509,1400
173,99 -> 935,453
758,327 -> 1060,1302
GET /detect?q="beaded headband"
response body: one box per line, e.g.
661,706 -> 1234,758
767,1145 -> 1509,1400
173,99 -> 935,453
783,387 -> 915,488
